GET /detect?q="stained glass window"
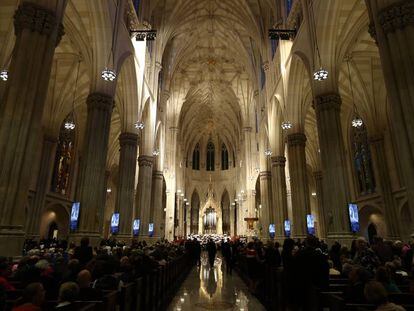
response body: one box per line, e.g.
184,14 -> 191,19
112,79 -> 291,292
51,115 -> 75,196
351,122 -> 376,195
221,143 -> 229,170
192,143 -> 200,170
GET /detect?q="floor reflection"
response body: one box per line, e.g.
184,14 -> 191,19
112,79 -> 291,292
167,252 -> 266,311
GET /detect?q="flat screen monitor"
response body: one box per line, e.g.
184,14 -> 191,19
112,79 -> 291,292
133,219 -> 140,236
284,220 -> 291,237
307,214 -> 315,235
148,223 -> 154,237
70,202 -> 80,231
110,213 -> 120,234
349,203 -> 360,233
269,224 -> 275,238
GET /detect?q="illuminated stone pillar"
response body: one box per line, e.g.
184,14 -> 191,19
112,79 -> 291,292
26,135 -> 58,239
73,93 -> 114,244
287,133 -> 310,238
259,171 -> 272,240
313,171 -> 327,239
0,2 -> 65,256
115,133 -> 138,240
150,170 -> 164,239
270,156 -> 288,241
314,93 -> 352,242
136,155 -> 153,238
366,0 -> 414,233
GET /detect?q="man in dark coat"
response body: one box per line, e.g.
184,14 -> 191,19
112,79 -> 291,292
206,239 -> 217,268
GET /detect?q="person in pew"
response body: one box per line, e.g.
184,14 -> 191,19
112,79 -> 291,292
353,237 -> 381,275
76,270 -> 102,301
12,282 -> 45,311
92,256 -> 124,292
62,259 -> 81,283
0,257 -> 15,292
73,238 -> 93,268
376,266 -> 401,294
328,260 -> 341,276
344,265 -> 371,303
364,281 -> 406,311
55,282 -> 80,310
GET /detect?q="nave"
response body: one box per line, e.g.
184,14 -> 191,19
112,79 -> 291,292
168,253 -> 265,311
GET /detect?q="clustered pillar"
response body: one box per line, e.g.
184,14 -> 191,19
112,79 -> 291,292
115,133 -> 138,240
136,155 -> 154,238
287,133 -> 310,238
74,93 -> 114,244
259,171 -> 272,239
314,93 -> 352,242
151,170 -> 164,239
270,156 -> 288,241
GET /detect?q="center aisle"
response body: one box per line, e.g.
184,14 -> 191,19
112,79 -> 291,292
168,252 -> 266,311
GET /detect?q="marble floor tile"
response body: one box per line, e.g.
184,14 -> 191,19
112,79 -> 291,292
167,253 -> 266,311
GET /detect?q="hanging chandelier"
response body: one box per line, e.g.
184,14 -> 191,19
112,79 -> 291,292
346,59 -> 363,128
281,121 -> 292,130
65,60 -> 81,131
311,4 -> 328,82
101,1 -> 119,82
0,69 -> 8,81
134,121 -> 145,130
264,149 -> 272,157
64,117 -> 75,130
313,68 -> 328,81
101,68 -> 116,82
152,149 -> 160,156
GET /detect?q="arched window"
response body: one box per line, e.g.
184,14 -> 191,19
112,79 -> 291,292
206,141 -> 215,171
192,143 -> 200,170
221,143 -> 229,170
51,115 -> 75,196
351,122 -> 376,195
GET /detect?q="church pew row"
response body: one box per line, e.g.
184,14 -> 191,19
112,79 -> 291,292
4,253 -> 194,311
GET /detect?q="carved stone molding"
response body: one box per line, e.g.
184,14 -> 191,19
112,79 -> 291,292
14,2 -> 57,36
259,171 -> 271,179
314,93 -> 341,113
287,133 -> 307,147
86,93 -> 114,112
138,155 -> 154,167
270,156 -> 286,167
119,132 -> 138,147
378,1 -> 414,34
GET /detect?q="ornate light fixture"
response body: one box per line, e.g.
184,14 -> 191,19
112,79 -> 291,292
281,121 -> 293,130
152,149 -> 160,156
64,60 -> 81,131
107,188 -> 112,193
313,68 -> 328,81
0,69 -> 8,81
134,121 -> 145,130
311,5 -> 328,81
346,58 -> 363,128
131,29 -> 157,41
264,149 -> 272,157
101,68 -> 116,82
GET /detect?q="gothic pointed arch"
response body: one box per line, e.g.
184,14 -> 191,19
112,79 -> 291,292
221,143 -> 229,170
221,190 -> 230,234
192,142 -> 200,170
190,190 -> 200,234
206,140 -> 215,171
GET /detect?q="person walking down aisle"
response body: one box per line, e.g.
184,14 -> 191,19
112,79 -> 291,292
206,239 -> 217,267
222,238 -> 233,274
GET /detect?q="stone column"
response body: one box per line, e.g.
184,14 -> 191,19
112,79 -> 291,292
366,0 -> 414,232
115,133 -> 138,240
135,155 -> 153,238
259,171 -> 272,240
150,170 -> 164,239
73,93 -> 114,244
270,156 -> 289,241
369,135 -> 400,239
313,171 -> 327,239
314,93 -> 352,242
0,2 -> 64,256
287,133 -> 311,238
26,135 -> 58,239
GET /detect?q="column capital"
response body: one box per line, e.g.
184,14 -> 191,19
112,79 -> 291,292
270,155 -> 286,167
314,93 -> 341,112
87,92 -> 114,111
287,132 -> 307,147
119,132 -> 138,147
259,171 -> 271,179
138,155 -> 154,167
368,22 -> 377,43
14,2 -> 57,36
313,171 -> 323,180
378,1 -> 414,34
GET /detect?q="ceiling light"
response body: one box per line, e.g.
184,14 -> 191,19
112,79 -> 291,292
0,69 -> 8,81
264,149 -> 272,157
101,68 -> 116,81
152,149 -> 160,156
107,188 -> 112,193
311,192 -> 317,196
134,121 -> 144,130
352,117 -> 363,128
281,121 -> 292,130
64,120 -> 75,130
313,68 -> 328,81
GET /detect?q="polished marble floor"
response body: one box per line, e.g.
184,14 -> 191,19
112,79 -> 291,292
167,252 -> 266,311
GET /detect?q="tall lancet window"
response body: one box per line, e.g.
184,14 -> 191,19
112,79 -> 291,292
51,115 -> 75,196
192,143 -> 200,170
221,143 -> 229,170
206,140 -> 215,171
351,122 -> 376,195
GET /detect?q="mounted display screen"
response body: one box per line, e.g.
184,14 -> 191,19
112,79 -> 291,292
70,202 -> 80,231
